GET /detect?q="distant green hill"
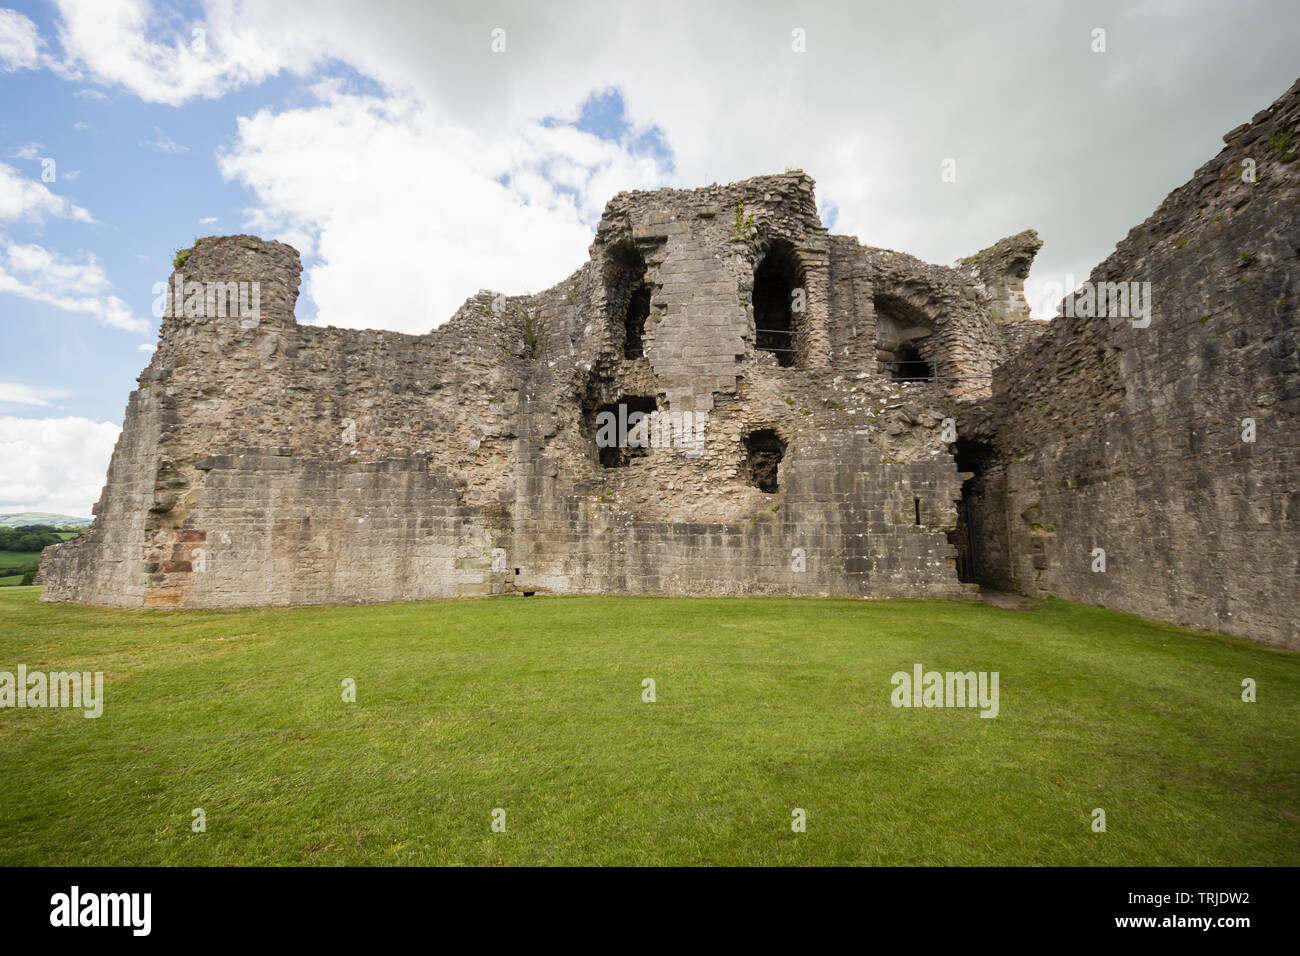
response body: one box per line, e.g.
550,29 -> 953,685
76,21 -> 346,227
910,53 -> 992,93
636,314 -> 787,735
0,513 -> 92,529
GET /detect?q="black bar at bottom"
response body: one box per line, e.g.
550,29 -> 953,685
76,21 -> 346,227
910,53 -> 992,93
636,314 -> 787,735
0,866 -> 1284,942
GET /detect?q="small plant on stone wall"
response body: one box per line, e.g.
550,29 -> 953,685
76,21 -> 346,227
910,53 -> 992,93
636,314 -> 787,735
172,247 -> 192,269
520,309 -> 548,359
731,198 -> 754,241
1267,133 -> 1296,162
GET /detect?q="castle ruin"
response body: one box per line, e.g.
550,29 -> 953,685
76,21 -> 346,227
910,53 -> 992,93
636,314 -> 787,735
39,80 -> 1299,649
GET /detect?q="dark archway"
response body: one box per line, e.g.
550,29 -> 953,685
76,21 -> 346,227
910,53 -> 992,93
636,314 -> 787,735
891,342 -> 934,382
948,439 -> 998,584
754,240 -> 804,367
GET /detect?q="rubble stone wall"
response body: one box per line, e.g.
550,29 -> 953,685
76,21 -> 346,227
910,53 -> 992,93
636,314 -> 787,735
960,79 -> 1300,648
41,174 -> 1000,608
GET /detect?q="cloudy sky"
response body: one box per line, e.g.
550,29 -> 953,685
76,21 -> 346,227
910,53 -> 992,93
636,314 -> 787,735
0,0 -> 1297,517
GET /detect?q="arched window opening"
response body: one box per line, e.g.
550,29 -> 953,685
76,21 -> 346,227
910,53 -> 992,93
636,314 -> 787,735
754,240 -> 805,367
744,429 -> 786,493
874,293 -> 936,382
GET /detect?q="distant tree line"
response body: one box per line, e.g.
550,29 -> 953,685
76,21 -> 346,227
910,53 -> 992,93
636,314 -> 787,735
0,525 -> 65,552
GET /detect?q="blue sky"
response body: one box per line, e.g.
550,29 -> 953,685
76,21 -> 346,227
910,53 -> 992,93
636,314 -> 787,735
1,49 -> 303,421
1,0 -> 1297,516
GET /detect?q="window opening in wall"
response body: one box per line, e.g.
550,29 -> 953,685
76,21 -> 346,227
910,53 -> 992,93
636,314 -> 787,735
593,395 -> 658,468
754,240 -> 805,367
744,429 -> 787,493
624,285 -> 649,359
605,241 -> 650,361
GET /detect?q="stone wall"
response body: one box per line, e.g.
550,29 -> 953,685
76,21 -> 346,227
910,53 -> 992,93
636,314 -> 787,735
42,78 -> 1296,647
958,78 -> 1300,648
42,174 -> 1015,609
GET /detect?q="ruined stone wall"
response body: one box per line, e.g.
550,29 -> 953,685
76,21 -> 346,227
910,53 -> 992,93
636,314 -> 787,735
35,387 -> 164,604
500,173 -> 978,600
42,78 -> 1296,645
40,237 -> 545,607
864,247 -> 1002,400
960,79 -> 1300,648
43,171 -> 1013,609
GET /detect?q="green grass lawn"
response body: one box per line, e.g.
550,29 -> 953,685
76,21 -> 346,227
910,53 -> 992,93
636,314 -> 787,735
0,587 -> 1296,866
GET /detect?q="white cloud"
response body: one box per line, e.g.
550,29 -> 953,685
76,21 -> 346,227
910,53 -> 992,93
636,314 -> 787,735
51,0 -> 324,106
139,126 -> 186,152
0,383 -> 65,407
32,0 -> 1300,331
0,238 -> 150,333
218,84 -> 672,332
0,162 -> 95,223
198,215 -> 217,224
73,87 -> 108,99
137,342 -> 154,352
12,142 -> 44,160
0,8 -> 43,72
0,415 -> 119,517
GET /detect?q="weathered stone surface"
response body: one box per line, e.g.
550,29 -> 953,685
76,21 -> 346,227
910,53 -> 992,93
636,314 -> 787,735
959,78 -> 1300,648
41,172 -> 999,610
39,80 -> 1299,650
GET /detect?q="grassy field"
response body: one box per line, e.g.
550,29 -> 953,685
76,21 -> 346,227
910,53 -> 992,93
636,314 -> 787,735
0,552 -> 39,588
0,535 -> 74,587
0,587 -> 1296,866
